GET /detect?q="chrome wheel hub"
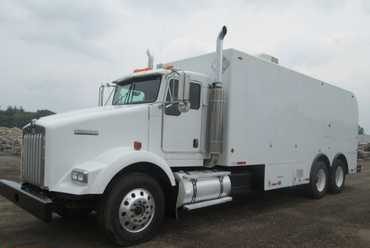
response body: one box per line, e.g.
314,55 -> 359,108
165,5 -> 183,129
316,168 -> 326,192
335,166 -> 344,187
118,188 -> 155,233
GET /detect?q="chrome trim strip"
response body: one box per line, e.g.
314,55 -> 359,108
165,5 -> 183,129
74,129 -> 99,136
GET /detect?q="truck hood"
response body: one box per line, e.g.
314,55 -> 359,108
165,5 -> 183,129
36,105 -> 146,129
35,104 -> 150,189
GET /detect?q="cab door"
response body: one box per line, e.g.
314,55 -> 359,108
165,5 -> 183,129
162,74 -> 204,154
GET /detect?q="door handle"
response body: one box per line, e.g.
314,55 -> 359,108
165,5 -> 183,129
193,139 -> 199,148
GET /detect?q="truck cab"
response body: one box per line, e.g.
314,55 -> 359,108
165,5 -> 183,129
110,69 -> 211,164
23,68 -> 213,194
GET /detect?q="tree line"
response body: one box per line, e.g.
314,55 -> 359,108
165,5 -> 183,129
0,106 -> 55,128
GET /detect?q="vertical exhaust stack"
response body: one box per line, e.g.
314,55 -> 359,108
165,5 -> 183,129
206,26 -> 227,166
146,49 -> 154,69
216,26 -> 227,84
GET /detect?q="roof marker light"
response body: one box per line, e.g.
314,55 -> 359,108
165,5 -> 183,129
163,64 -> 174,70
133,67 -> 152,73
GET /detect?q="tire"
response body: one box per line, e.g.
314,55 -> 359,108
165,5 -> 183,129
306,161 -> 329,199
328,159 -> 346,194
98,173 -> 165,246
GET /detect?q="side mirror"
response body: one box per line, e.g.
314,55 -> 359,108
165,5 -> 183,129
177,72 -> 190,112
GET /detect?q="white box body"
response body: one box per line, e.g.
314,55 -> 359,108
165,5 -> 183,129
173,49 -> 358,190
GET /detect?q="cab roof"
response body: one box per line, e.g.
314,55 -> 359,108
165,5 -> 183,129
113,69 -> 171,84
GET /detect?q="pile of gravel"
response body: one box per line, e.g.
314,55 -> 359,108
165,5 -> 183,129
0,127 -> 22,155
364,143 -> 370,152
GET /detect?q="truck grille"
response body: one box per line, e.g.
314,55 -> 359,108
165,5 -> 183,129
21,125 -> 45,187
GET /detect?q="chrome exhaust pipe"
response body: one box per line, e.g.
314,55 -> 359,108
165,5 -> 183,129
146,49 -> 154,69
206,26 -> 227,166
216,26 -> 227,83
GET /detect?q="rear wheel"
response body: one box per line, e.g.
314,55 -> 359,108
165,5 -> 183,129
306,161 -> 329,199
329,160 -> 346,193
98,173 -> 165,246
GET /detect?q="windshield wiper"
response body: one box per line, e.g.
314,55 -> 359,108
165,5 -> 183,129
123,83 -> 134,104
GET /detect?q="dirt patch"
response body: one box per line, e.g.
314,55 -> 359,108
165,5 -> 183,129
358,229 -> 370,242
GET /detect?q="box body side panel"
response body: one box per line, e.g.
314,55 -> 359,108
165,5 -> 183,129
171,49 -> 358,190
225,50 -> 358,189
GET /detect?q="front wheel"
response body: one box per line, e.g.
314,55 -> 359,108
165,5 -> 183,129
98,173 -> 165,246
306,161 -> 329,199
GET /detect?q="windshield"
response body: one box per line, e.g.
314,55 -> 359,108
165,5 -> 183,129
112,75 -> 162,105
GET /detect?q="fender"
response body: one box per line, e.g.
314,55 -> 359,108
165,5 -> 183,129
52,147 -> 176,195
92,147 -> 176,193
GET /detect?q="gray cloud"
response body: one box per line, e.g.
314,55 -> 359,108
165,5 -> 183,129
0,0 -> 369,131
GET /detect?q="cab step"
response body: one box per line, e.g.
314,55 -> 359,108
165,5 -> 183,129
183,196 -> 232,210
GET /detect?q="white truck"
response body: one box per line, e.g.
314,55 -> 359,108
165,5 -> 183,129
0,26 -> 359,246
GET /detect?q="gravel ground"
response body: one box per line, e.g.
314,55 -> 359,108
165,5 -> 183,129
0,155 -> 370,248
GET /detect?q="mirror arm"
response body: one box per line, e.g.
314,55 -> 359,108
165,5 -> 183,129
98,84 -> 105,106
104,85 -> 116,106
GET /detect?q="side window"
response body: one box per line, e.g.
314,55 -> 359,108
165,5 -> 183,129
189,83 -> 201,110
165,79 -> 180,116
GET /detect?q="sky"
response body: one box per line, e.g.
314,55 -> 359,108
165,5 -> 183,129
0,0 -> 369,131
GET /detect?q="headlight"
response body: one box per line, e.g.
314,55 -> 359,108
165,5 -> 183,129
71,169 -> 88,184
